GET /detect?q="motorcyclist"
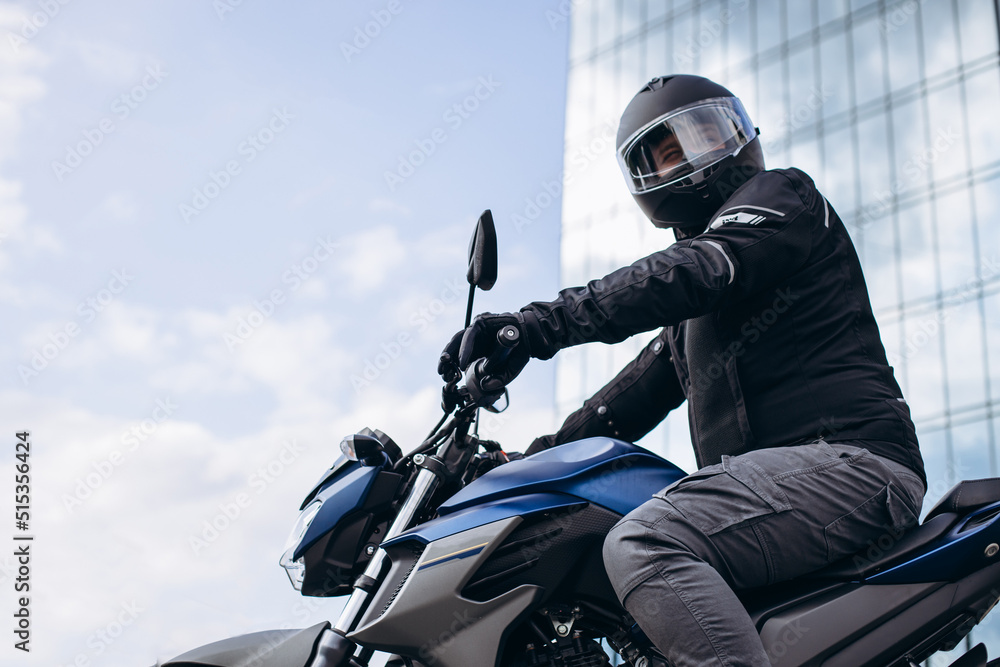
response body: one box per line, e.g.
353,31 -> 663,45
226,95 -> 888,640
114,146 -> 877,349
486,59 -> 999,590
439,74 -> 926,666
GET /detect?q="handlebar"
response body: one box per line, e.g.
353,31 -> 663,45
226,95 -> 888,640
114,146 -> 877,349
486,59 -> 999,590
465,325 -> 520,404
479,325 -> 520,375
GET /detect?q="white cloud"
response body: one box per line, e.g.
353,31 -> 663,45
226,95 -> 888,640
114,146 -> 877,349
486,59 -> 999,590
368,196 -> 412,217
73,39 -> 153,84
289,174 -> 339,209
0,5 -> 47,271
100,191 -> 139,222
335,224 -> 407,295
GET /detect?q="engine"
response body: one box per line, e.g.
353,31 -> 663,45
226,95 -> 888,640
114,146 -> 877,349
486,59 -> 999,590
510,633 -> 611,667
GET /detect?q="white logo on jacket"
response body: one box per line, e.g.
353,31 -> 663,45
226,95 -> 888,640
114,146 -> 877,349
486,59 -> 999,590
709,211 -> 766,229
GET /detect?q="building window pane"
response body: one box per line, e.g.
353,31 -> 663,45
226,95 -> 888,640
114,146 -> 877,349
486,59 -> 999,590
757,58 -> 787,147
965,70 -> 1000,172
898,202 -> 939,303
645,18 -> 668,75
885,5 -> 921,92
817,0 -> 850,26
944,301 -> 988,409
756,0 -> 783,54
822,124 -> 857,208
985,295 -> 1000,406
726,0 -> 753,66
646,0 -> 670,26
925,83 -> 969,185
934,188 -> 975,294
858,114 -> 892,210
569,2 -> 595,60
851,14 -> 887,108
905,323 -> 946,418
890,97 -> 931,196
864,214 -> 900,313
787,0 -> 813,40
919,0 -> 960,80
620,0 -> 643,38
819,31 -> 851,120
595,0 -> 618,51
957,0 -> 998,63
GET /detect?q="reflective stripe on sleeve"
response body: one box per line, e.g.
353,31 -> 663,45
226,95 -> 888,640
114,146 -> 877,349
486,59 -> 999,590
700,240 -> 736,285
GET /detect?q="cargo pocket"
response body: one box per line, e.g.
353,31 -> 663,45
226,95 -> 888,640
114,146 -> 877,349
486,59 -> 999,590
654,455 -> 792,536
823,482 -> 919,563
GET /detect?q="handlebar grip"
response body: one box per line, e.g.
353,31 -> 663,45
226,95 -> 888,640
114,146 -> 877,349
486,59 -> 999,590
480,325 -> 520,375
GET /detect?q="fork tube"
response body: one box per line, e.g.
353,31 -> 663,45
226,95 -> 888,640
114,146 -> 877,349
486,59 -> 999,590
334,467 -> 441,633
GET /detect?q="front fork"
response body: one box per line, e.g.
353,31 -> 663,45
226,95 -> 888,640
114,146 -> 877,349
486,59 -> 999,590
334,467 -> 441,634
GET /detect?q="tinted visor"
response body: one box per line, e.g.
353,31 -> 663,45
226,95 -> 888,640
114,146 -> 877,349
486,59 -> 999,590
618,97 -> 757,194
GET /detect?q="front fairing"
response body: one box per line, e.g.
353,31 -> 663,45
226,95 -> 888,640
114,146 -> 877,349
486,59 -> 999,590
163,622 -> 335,667
287,456 -> 402,597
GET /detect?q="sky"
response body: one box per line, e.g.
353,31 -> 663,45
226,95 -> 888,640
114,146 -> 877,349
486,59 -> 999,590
0,1 -> 570,664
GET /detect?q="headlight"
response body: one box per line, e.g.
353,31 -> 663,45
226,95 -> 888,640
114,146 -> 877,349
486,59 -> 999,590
279,500 -> 322,590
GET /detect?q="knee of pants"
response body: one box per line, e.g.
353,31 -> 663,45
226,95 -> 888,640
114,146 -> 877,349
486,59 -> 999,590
603,508 -> 701,602
602,517 -> 647,601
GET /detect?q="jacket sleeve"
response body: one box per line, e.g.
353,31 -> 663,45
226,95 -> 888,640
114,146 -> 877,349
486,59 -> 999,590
525,329 -> 685,455
520,170 -> 821,359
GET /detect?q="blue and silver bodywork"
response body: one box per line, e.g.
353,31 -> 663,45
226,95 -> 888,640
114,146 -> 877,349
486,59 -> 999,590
168,434 -> 1000,667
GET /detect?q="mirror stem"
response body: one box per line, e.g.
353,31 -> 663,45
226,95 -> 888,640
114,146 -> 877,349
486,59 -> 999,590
464,284 -> 475,328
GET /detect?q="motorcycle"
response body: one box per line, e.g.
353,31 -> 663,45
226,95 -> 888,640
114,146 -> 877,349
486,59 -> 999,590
164,211 -> 1000,667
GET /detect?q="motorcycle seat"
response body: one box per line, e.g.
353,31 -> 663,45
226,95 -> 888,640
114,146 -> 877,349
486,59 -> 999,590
812,478 -> 1000,581
923,478 -> 1000,521
809,511 -> 958,580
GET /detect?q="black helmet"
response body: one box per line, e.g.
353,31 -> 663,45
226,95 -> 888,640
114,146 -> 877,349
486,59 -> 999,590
616,75 -> 765,232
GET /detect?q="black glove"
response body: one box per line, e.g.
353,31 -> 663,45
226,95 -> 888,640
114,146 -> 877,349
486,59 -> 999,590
437,312 -> 532,387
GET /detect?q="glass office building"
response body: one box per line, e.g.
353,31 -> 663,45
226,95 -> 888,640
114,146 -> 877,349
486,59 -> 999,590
557,0 -> 1000,660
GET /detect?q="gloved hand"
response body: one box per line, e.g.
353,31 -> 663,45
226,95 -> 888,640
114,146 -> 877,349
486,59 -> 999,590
437,312 -> 532,388
471,449 -> 525,480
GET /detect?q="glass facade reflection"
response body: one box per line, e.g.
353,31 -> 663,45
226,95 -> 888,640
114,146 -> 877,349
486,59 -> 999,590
558,1 -> 1000,661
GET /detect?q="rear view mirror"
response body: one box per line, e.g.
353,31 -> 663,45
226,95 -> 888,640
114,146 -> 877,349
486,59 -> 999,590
467,209 -> 497,291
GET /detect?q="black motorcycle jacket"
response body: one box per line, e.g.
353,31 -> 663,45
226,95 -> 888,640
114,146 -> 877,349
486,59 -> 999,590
521,168 -> 925,485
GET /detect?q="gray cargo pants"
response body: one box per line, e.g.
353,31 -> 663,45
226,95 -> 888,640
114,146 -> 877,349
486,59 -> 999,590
602,442 -> 925,667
